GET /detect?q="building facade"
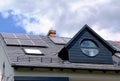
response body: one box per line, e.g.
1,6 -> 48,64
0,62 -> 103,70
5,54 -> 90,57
0,25 -> 120,81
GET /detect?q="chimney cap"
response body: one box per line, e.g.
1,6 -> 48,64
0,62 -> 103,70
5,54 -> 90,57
47,29 -> 56,37
48,30 -> 56,34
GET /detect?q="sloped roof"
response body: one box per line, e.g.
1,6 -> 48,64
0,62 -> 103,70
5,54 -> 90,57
1,31 -> 120,71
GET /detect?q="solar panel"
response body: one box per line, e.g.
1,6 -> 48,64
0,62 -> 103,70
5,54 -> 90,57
49,37 -> 66,45
108,41 -> 120,51
2,32 -> 50,47
32,39 -> 48,47
4,38 -> 48,47
63,38 -> 71,43
4,39 -> 20,45
15,34 -> 29,39
28,35 -> 41,39
1,33 -> 16,38
19,39 -> 33,46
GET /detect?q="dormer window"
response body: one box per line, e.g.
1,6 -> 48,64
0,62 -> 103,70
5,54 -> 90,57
80,39 -> 99,57
59,25 -> 114,64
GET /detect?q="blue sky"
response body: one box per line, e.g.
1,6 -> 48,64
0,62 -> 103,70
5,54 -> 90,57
0,13 -> 26,34
0,0 -> 120,40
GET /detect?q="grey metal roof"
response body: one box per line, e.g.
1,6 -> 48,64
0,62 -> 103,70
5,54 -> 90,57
1,32 -> 120,71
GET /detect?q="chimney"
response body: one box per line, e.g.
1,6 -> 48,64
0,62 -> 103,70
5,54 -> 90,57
47,29 -> 56,37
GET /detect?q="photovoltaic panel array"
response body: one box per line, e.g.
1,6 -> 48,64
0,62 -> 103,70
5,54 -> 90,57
32,40 -> 48,47
15,34 -> 29,39
1,33 -> 48,47
28,35 -> 41,39
1,33 -> 16,38
108,41 -> 120,51
1,33 -> 42,39
63,38 -> 71,43
19,39 -> 33,46
4,39 -> 20,45
49,37 -> 71,45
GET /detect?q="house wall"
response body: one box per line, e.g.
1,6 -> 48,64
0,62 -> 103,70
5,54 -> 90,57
0,41 -> 14,81
14,68 -> 120,81
68,30 -> 113,64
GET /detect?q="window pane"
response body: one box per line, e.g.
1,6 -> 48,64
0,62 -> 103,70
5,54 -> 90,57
80,40 -> 99,57
81,48 -> 99,56
81,40 -> 97,47
24,48 -> 43,55
14,76 -> 69,81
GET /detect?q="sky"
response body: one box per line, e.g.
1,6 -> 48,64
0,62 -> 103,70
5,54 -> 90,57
0,0 -> 120,41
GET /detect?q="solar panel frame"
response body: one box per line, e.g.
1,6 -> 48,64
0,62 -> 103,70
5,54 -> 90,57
4,39 -> 20,45
49,37 -> 66,45
2,33 -> 49,47
32,39 -> 48,47
19,39 -> 33,46
1,33 -> 16,39
15,34 -> 29,39
63,38 -> 71,43
28,35 -> 41,39
108,41 -> 120,51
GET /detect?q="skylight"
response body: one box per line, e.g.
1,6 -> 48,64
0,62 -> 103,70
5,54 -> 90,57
24,48 -> 43,55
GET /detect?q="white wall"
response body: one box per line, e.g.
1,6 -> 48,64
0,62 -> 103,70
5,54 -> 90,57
14,68 -> 120,81
0,41 -> 14,81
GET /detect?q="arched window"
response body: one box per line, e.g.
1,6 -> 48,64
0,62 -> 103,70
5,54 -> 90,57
80,40 -> 99,57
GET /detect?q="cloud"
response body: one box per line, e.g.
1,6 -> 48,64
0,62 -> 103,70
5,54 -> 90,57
0,0 -> 120,40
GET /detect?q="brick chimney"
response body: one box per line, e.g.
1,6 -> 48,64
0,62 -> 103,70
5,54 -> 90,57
47,29 -> 56,37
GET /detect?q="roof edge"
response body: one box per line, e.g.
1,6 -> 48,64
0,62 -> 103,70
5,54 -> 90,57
12,64 -> 120,71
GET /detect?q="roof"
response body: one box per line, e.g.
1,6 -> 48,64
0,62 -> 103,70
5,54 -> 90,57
1,29 -> 120,71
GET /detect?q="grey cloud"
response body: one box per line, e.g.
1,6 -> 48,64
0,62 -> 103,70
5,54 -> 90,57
54,0 -> 120,36
0,0 -> 120,39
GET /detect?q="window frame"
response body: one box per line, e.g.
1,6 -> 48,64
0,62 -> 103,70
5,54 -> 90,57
80,39 -> 99,57
23,48 -> 44,55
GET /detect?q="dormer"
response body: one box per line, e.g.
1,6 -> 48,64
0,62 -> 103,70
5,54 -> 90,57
58,24 -> 116,64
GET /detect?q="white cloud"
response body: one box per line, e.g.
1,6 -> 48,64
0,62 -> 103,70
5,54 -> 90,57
0,0 -> 120,41
93,24 -> 120,41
